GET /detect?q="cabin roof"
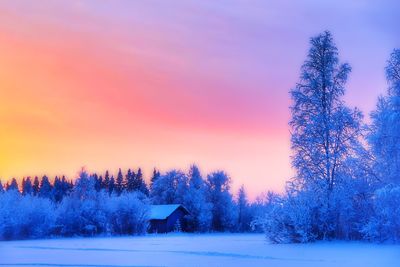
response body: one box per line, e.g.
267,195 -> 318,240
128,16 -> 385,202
150,204 -> 189,220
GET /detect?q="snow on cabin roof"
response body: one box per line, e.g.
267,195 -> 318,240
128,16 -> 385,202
150,204 -> 188,220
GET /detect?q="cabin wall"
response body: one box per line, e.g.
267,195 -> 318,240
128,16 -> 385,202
166,208 -> 187,232
149,219 -> 167,233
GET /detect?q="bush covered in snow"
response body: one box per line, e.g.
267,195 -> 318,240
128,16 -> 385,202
362,185 -> 400,242
0,190 -> 55,240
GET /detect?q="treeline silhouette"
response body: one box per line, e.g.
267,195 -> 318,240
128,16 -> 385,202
1,168 -> 150,201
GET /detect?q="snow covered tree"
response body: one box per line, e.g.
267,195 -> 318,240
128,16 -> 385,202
105,192 -> 150,235
115,168 -> 125,195
53,176 -> 70,202
55,170 -> 104,236
369,49 -> 400,185
92,173 -> 102,192
73,170 -> 97,200
39,175 -> 53,198
151,169 -> 186,204
236,185 -> 252,232
135,168 -> 149,196
288,31 -> 363,239
150,168 -> 161,191
22,177 -> 33,196
7,178 -> 19,192
183,165 -> 212,232
126,168 -> 136,192
362,184 -> 400,242
102,170 -> 110,191
290,31 -> 362,194
32,176 -> 40,196
0,190 -> 55,240
109,176 -> 115,195
261,31 -> 367,243
206,171 -> 236,231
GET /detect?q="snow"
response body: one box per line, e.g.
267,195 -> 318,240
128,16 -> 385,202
1,234 -> 399,267
150,204 -> 185,220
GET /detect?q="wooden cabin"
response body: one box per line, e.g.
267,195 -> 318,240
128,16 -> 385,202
149,204 -> 189,233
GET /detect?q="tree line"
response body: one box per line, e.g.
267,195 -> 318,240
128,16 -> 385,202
259,31 -> 400,243
0,166 -> 262,240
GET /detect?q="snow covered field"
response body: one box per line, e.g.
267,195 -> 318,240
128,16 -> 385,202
1,234 -> 399,267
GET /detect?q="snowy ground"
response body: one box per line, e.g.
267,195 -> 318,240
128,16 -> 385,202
1,233 -> 399,267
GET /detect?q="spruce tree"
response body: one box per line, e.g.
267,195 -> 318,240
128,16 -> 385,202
52,176 -> 65,202
150,168 -> 161,191
183,165 -> 212,232
136,168 -> 149,195
39,175 -> 53,198
96,175 -> 103,192
206,171 -> 236,231
33,176 -> 40,196
237,185 -> 250,232
109,176 -> 115,195
103,170 -> 110,191
126,169 -> 135,192
7,178 -> 19,192
116,168 -> 124,195
22,177 -> 33,195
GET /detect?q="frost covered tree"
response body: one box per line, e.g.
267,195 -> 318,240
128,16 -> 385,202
53,177 -> 65,202
39,175 -> 53,198
362,49 -> 400,243
22,177 -> 33,196
7,178 -> 19,192
115,168 -> 125,195
183,165 -> 212,232
151,169 -> 186,204
126,168 -> 135,192
106,192 -> 150,235
236,185 -> 252,232
73,170 -> 97,200
264,31 -> 365,242
150,168 -> 161,190
92,173 -> 102,192
0,190 -> 55,240
362,184 -> 400,242
135,168 -> 149,195
369,49 -> 400,185
54,169 -> 150,237
127,168 -> 150,195
206,171 -> 236,231
290,31 -> 362,194
109,176 -> 115,195
32,176 -> 40,196
55,170 -> 103,236
102,170 -> 110,192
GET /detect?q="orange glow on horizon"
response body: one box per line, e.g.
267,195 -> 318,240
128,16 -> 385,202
0,3 -> 292,198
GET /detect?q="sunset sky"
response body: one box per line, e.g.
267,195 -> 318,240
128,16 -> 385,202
0,1 -> 399,198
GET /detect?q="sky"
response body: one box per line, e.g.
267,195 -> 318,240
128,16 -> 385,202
0,0 -> 399,198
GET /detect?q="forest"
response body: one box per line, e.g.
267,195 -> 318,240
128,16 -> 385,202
0,166 -> 259,240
